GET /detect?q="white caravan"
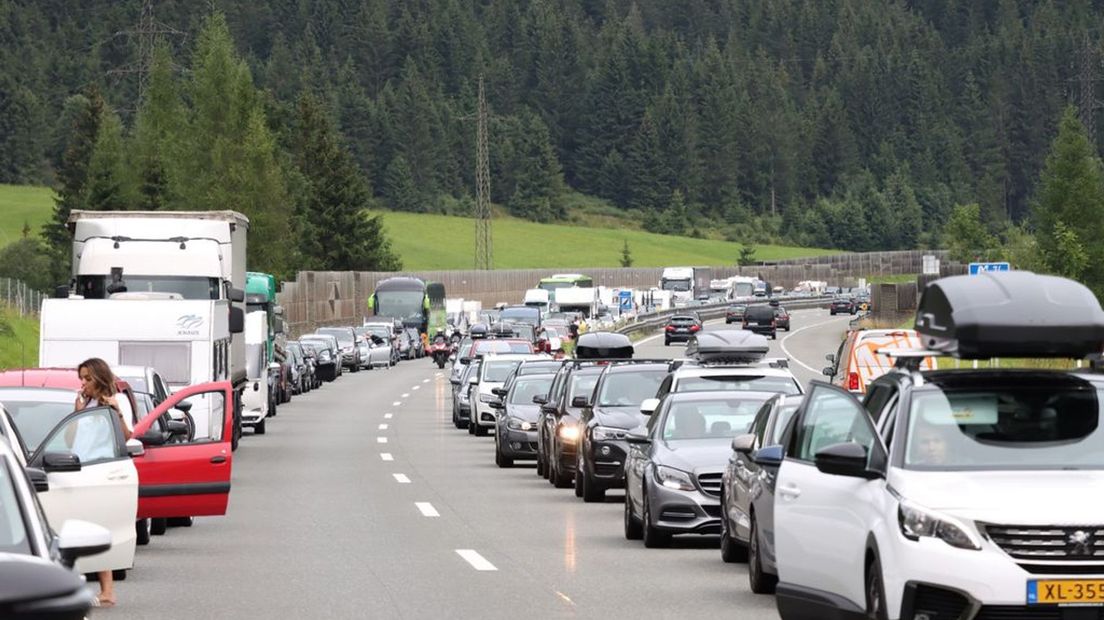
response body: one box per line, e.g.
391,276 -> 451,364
241,311 -> 270,434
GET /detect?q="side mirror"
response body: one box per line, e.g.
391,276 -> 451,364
814,442 -> 882,479
460,357 -> 471,365
625,432 -> 651,445
141,428 -> 167,446
174,401 -> 193,413
25,467 -> 48,492
571,396 -> 590,408
57,519 -> 112,569
449,378 -> 461,386
42,451 -> 81,473
822,367 -> 834,376
825,353 -> 836,364
54,285 -> 70,299
166,420 -> 189,436
532,395 -> 548,405
491,387 -> 508,397
275,319 -> 286,335
126,438 -> 145,457
731,433 -> 755,455
753,444 -> 784,467
229,307 -> 244,334
488,400 -> 504,410
228,287 -> 245,303
640,398 -> 660,415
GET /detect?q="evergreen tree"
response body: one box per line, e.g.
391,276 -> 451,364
662,189 -> 689,236
383,155 -> 422,212
43,86 -> 105,285
507,111 -> 565,222
619,239 -> 633,267
0,74 -> 46,184
944,203 -> 997,263
292,93 -> 400,271
625,111 -> 667,212
1031,107 -> 1104,295
131,42 -> 184,211
85,109 -> 134,211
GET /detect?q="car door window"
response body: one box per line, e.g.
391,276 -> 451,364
0,462 -> 31,554
862,385 -> 892,422
750,402 -> 773,449
39,408 -> 123,466
879,394 -> 900,449
791,385 -> 877,462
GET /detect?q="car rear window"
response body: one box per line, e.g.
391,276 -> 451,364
677,375 -> 801,395
746,306 -> 774,320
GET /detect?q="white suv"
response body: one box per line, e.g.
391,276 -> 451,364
470,354 -> 542,436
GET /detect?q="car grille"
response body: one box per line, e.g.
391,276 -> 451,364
696,472 -> 722,497
975,607 -> 1104,619
984,524 -> 1104,560
908,584 -> 970,620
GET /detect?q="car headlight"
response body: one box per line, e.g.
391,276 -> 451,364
655,465 -> 695,492
558,423 -> 580,442
459,391 -> 470,404
897,499 -> 981,550
507,417 -> 533,431
479,394 -> 496,403
592,425 -> 626,441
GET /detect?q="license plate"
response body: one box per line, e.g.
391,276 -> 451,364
1028,580 -> 1104,605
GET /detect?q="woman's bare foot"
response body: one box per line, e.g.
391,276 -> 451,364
98,593 -> 117,607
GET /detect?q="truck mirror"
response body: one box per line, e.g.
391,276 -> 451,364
228,287 -> 245,303
54,285 -> 70,299
275,319 -> 286,335
274,305 -> 285,317
229,307 -> 245,334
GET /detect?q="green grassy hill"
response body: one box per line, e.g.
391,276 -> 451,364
0,308 -> 39,371
0,184 -> 54,246
378,211 -> 831,270
0,184 -> 832,269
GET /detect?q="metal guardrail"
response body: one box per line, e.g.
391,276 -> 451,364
614,295 -> 836,338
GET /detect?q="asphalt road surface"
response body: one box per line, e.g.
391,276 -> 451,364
109,308 -> 851,619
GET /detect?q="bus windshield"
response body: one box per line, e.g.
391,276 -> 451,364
375,291 -> 425,321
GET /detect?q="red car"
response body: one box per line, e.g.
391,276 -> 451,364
0,369 -> 234,525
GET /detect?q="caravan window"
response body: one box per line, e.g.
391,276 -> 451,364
120,342 -> 192,385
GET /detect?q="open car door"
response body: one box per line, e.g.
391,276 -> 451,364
131,381 -> 234,519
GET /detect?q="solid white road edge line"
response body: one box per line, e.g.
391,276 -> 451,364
780,315 -> 851,374
380,453 -> 394,461
415,502 -> 440,517
455,549 -> 497,571
393,473 -> 411,484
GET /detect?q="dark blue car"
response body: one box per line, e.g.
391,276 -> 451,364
719,394 -> 803,594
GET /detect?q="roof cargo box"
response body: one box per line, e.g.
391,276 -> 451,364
685,330 -> 770,363
575,332 -> 634,360
914,271 -> 1104,359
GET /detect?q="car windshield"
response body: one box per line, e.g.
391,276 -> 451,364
677,375 -> 801,395
510,377 -> 554,404
570,373 -> 600,401
662,280 -> 691,292
300,338 -> 331,353
0,461 -> 32,555
662,395 -> 773,440
484,361 -> 522,383
903,381 -> 1104,471
317,329 -> 354,347
597,369 -> 667,407
76,275 -> 220,300
115,373 -> 148,393
0,389 -> 76,452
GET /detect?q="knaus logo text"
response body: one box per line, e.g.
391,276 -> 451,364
177,314 -> 203,336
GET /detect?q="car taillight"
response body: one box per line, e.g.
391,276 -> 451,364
665,325 -> 675,332
690,325 -> 700,332
848,372 -> 860,391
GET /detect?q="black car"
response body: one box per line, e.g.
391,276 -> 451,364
742,305 -> 777,339
829,295 -> 856,315
719,394 -> 803,593
725,304 -> 747,324
664,315 -> 703,346
492,373 -> 556,467
451,358 -> 481,429
537,363 -> 605,488
576,361 -> 669,502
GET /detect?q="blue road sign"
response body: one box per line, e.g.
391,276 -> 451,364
968,262 -> 1010,275
619,290 -> 633,312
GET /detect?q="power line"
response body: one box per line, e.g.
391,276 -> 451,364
106,0 -> 186,102
474,74 -> 493,271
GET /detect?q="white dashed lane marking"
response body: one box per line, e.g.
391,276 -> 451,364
455,549 -> 497,571
415,502 -> 439,517
379,423 -> 389,430
380,453 -> 393,461
393,473 -> 411,484
377,437 -> 388,444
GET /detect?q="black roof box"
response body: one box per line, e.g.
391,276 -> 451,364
575,332 -> 634,359
685,330 -> 770,363
915,271 -> 1104,359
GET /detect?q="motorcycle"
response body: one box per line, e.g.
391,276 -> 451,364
429,337 -> 451,369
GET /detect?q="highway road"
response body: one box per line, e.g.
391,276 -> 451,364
110,308 -> 850,619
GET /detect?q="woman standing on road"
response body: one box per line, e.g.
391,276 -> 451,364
75,357 -> 131,608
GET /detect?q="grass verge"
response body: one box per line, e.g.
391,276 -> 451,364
0,307 -> 39,370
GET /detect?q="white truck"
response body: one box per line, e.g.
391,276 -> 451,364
241,311 -> 271,435
660,267 -> 696,304
708,278 -> 735,300
731,275 -> 758,299
522,288 -> 551,314
64,210 -> 249,447
555,287 -> 599,318
38,295 -> 237,441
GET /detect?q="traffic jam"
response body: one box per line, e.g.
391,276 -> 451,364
2,211 -> 1103,620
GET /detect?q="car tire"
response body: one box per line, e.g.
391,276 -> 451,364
136,519 -> 150,546
664,338 -> 670,346
474,423 -> 488,437
830,310 -> 836,316
574,461 -> 584,498
748,514 -> 778,594
168,517 -> 193,527
254,418 -> 266,435
865,556 -> 888,620
468,416 -> 477,435
719,495 -> 747,563
624,491 -> 643,540
495,443 -> 513,468
771,332 -> 777,340
642,492 -> 670,548
579,455 -> 605,503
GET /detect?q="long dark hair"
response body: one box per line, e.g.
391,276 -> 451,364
78,358 -> 118,401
